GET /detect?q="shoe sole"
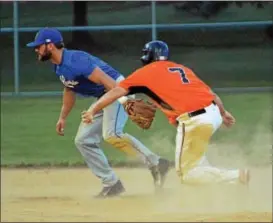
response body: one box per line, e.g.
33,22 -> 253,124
94,189 -> 125,199
94,182 -> 126,199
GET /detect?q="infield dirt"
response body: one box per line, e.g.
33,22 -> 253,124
1,167 -> 272,222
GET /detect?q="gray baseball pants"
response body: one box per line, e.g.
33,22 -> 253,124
74,76 -> 160,187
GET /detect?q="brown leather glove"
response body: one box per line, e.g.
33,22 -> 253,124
123,99 -> 157,129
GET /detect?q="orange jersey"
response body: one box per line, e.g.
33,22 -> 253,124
118,61 -> 215,123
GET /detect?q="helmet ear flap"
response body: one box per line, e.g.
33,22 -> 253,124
140,48 -> 153,65
140,40 -> 169,65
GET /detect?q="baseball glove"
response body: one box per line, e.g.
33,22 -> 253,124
123,99 -> 157,129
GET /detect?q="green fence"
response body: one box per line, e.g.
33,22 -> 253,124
1,2 -> 273,94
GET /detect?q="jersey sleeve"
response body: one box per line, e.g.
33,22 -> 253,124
118,67 -> 150,91
71,52 -> 97,78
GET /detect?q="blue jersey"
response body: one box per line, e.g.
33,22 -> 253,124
55,49 -> 121,97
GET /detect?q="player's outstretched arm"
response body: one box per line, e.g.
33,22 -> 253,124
93,87 -> 128,113
81,87 -> 128,124
56,87 -> 76,136
59,87 -> 76,119
212,91 -> 226,116
212,91 -> 235,128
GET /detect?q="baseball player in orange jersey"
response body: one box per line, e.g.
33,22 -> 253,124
82,40 -> 250,185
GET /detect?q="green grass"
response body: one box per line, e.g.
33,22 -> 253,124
1,45 -> 272,92
1,92 -> 272,167
1,3 -> 272,167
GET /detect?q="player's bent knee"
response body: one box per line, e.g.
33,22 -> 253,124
74,133 -> 88,149
74,136 -> 100,151
74,136 -> 83,148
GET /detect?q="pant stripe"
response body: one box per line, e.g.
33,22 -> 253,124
178,123 -> 186,176
113,102 -> 155,166
114,103 -> 122,138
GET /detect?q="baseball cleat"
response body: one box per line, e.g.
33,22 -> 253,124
94,180 -> 125,199
149,158 -> 170,189
239,168 -> 250,185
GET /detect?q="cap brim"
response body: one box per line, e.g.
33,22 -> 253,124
26,41 -> 44,48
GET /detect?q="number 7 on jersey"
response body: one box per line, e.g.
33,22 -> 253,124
168,67 -> 190,84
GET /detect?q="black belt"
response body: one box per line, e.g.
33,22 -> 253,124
188,100 -> 216,118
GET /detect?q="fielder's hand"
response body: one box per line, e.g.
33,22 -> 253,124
222,111 -> 235,128
81,110 -> 93,124
56,118 -> 65,136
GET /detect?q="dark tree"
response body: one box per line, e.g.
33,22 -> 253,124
173,1 -> 272,40
69,1 -> 94,48
174,1 -> 269,19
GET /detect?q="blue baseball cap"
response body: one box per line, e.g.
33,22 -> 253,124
26,27 -> 63,48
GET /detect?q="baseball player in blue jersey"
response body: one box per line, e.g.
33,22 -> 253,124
26,27 -> 170,198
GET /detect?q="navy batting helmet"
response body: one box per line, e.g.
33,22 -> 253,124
140,40 -> 169,65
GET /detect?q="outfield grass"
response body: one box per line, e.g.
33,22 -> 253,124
1,46 -> 272,92
1,3 -> 272,167
1,92 -> 272,167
